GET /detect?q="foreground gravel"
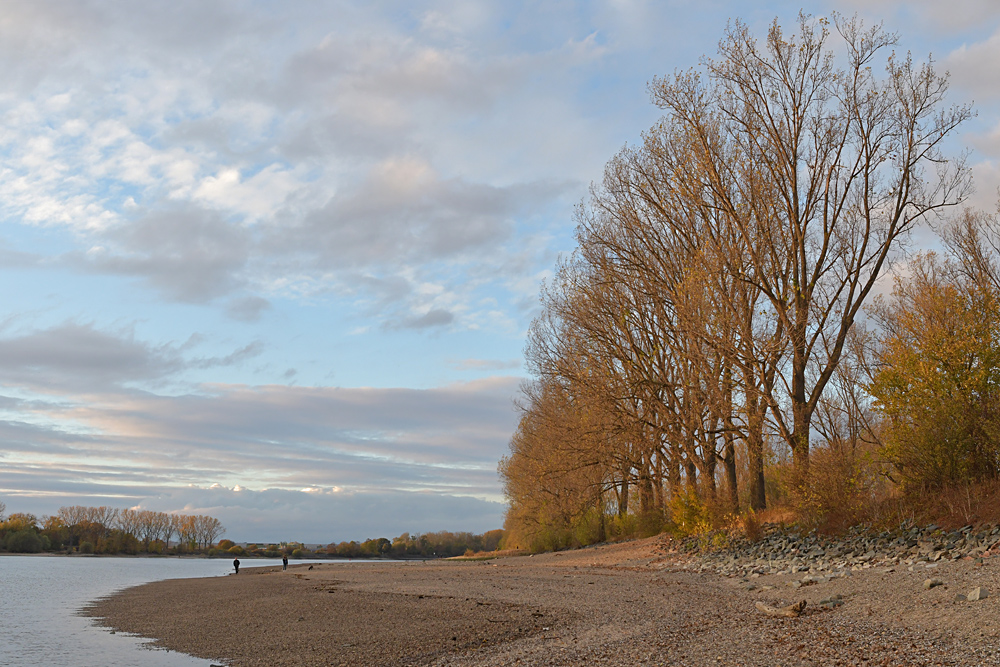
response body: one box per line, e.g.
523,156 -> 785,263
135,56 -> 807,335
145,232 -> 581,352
85,537 -> 1000,666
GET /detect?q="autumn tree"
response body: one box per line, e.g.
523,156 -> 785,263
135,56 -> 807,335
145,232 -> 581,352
648,14 -> 971,479
868,251 -> 1000,488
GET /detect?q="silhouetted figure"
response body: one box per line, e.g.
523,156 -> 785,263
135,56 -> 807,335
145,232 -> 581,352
282,555 -> 288,571
233,557 -> 240,574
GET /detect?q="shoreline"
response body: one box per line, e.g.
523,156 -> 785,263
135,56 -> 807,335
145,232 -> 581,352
86,537 -> 1000,666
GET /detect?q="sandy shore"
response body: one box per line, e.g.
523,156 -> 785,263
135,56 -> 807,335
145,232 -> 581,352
85,537 -> 1000,666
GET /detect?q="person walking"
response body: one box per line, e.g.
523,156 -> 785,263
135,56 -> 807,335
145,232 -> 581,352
282,554 -> 288,571
233,557 -> 240,574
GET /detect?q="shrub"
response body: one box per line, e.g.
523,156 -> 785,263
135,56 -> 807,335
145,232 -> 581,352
667,489 -> 711,537
227,545 -> 245,556
79,541 -> 94,554
291,548 -> 303,558
5,529 -> 43,553
217,539 -> 235,550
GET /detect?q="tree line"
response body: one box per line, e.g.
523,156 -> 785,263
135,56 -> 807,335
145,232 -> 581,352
500,14 -> 1000,551
0,502 -> 224,554
0,499 -> 507,559
324,530 -> 505,558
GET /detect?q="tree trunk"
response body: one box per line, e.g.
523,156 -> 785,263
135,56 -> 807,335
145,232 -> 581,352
685,459 -> 698,494
617,473 -> 629,517
724,434 -> 739,512
747,414 -> 766,511
791,336 -> 811,483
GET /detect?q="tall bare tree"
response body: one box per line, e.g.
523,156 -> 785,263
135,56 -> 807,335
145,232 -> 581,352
648,14 -> 971,477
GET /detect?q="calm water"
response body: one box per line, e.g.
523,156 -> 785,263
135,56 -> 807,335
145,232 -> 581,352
0,555 -> 268,666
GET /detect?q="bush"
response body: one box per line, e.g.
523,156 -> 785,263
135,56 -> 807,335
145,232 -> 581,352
217,539 -> 235,550
6,529 -> 43,553
79,541 -> 94,554
227,545 -> 245,556
291,548 -> 303,558
667,490 -> 711,537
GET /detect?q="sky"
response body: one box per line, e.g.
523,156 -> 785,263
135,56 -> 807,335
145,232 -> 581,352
1,0 -> 999,543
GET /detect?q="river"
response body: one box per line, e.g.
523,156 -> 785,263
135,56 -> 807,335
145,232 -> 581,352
0,555 -> 288,666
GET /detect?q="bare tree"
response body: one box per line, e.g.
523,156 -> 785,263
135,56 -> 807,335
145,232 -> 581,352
117,508 -> 142,539
164,514 -> 180,549
648,13 -> 971,478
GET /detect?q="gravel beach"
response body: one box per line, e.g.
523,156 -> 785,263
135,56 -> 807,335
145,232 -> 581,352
86,537 -> 1000,666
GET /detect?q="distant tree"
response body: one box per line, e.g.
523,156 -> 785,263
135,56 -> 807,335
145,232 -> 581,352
5,529 -> 43,553
41,516 -> 70,550
2,513 -> 38,533
163,514 -> 179,549
117,508 -> 142,541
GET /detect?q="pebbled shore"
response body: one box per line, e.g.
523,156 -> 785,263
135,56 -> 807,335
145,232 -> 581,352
86,535 -> 1000,666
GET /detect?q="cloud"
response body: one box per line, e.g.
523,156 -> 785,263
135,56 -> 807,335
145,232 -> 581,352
0,322 -> 260,393
0,0 -> 593,329
273,158 -> 556,270
77,205 -> 253,303
225,295 -> 271,322
145,485 -> 505,543
0,322 -> 182,393
392,308 -> 455,330
0,375 -> 519,540
1,480 -> 505,543
946,25 -> 1000,102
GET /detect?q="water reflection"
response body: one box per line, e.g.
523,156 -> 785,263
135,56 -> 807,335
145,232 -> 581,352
0,555 -> 236,666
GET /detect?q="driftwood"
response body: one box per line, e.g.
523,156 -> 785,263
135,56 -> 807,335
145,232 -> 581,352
755,600 -> 807,618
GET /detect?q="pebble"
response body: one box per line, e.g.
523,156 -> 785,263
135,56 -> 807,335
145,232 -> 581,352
673,522 -> 1000,579
968,586 -> 989,601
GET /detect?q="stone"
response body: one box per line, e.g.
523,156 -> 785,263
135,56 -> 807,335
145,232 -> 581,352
924,578 -> 944,590
968,587 -> 989,601
955,593 -> 968,603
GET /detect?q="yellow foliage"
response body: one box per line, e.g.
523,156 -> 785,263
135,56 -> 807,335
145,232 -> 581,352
869,253 -> 1000,489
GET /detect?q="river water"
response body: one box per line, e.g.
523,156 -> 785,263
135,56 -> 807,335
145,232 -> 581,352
0,555 -> 274,666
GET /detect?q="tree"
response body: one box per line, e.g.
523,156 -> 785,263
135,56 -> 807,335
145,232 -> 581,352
2,513 -> 38,532
195,515 -> 225,549
649,13 -> 971,479
868,252 -> 1000,487
164,514 -> 180,549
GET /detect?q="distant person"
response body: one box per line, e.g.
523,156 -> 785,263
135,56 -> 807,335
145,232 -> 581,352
282,554 -> 288,571
233,557 -> 240,574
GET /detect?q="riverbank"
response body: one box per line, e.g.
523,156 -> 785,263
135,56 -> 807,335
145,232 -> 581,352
87,536 -> 1000,666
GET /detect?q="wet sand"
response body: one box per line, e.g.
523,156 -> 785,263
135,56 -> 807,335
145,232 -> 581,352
86,538 -> 1000,666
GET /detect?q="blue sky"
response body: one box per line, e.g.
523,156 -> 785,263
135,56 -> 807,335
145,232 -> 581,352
1,0 -> 999,542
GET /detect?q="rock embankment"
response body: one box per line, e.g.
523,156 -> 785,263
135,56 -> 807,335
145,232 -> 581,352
668,523 -> 1000,580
